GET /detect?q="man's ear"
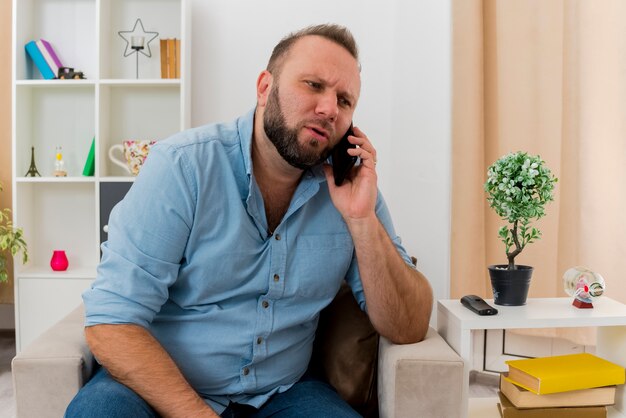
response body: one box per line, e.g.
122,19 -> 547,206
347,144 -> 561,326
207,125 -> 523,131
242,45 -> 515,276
256,70 -> 273,107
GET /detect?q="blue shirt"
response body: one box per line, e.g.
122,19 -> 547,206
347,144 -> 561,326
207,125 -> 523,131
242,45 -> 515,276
83,108 -> 413,413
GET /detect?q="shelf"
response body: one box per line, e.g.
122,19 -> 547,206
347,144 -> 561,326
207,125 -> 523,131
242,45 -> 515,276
438,298 -> 626,330
14,182 -> 98,270
17,265 -> 97,280
16,176 -> 96,183
100,0 -> 183,80
15,84 -> 95,177
12,0 -> 189,353
100,79 -> 181,86
16,80 -> 96,87
14,0 -> 97,81
98,84 -> 180,176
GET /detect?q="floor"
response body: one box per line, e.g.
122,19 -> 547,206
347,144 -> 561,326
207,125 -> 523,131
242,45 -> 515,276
469,370 -> 499,397
0,331 -> 16,418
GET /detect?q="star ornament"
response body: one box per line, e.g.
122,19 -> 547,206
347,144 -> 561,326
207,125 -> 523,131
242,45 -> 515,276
118,18 -> 159,58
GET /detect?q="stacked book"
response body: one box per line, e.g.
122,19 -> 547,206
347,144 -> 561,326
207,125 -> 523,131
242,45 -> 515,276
497,353 -> 625,417
160,38 -> 181,79
25,39 -> 63,79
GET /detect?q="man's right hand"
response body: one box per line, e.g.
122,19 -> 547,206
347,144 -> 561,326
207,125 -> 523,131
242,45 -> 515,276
85,324 -> 220,418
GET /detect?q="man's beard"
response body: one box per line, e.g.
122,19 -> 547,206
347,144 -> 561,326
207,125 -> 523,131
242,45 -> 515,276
263,85 -> 333,170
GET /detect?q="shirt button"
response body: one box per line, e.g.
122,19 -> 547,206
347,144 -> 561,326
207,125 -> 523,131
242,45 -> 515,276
262,300 -> 269,308
243,367 -> 250,376
275,234 -> 281,241
273,274 -> 280,282
257,337 -> 263,344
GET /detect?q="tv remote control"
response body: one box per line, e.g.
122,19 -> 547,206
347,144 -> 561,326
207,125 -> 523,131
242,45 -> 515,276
460,295 -> 498,316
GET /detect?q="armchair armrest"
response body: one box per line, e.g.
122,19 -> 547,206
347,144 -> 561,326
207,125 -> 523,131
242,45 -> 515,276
12,305 -> 94,418
378,326 -> 464,418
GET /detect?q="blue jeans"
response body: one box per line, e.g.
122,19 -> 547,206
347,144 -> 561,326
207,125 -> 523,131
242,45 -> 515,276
65,367 -> 362,418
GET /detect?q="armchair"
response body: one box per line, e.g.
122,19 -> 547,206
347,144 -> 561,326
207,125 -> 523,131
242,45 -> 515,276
12,290 -> 463,418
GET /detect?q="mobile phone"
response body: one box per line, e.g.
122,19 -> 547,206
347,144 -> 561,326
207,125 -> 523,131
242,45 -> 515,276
331,124 -> 358,186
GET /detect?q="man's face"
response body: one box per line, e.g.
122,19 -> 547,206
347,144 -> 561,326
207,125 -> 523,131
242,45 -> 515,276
262,36 -> 361,170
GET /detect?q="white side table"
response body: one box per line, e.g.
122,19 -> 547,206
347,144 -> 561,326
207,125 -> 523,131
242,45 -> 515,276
437,297 -> 626,418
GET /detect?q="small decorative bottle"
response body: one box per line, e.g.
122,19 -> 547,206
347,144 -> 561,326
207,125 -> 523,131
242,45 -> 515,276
563,266 -> 605,309
53,146 -> 67,177
50,250 -> 69,271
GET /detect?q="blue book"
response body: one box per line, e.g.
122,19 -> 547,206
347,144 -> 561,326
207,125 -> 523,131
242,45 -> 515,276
25,40 -> 55,79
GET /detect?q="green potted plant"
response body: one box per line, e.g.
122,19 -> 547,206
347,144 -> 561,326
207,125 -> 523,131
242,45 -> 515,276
0,182 -> 28,283
484,151 -> 557,305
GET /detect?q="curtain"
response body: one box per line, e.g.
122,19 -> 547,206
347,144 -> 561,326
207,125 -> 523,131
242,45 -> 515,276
451,0 -> 626,346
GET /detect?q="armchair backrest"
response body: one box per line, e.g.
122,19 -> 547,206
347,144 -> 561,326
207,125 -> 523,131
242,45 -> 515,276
309,282 -> 379,417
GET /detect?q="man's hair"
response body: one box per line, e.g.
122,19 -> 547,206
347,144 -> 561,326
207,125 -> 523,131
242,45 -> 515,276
267,24 -> 359,77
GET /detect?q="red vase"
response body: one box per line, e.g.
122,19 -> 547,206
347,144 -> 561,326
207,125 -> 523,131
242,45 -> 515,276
50,250 -> 69,271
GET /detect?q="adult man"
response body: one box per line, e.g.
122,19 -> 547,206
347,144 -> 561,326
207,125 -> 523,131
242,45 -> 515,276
66,24 -> 433,418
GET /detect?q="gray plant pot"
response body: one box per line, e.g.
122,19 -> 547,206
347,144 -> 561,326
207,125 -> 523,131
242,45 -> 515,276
488,265 -> 533,306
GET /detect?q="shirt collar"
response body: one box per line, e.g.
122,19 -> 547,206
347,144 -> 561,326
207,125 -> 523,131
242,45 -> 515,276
237,108 -> 255,178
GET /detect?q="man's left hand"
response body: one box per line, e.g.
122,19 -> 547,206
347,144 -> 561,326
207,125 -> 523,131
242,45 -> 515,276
323,126 -> 378,221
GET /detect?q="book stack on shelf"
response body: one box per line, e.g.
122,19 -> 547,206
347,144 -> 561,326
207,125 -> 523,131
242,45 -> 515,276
497,353 -> 625,417
24,38 -> 63,79
159,38 -> 181,78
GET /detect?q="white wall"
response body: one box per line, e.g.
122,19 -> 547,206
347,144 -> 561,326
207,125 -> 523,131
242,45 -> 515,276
190,0 -> 452,320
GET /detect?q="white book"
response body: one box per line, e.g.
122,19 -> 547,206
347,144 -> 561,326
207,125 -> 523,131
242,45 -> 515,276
35,40 -> 59,76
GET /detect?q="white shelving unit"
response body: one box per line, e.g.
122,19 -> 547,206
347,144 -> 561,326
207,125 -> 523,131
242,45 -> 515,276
437,297 -> 626,418
11,0 -> 191,351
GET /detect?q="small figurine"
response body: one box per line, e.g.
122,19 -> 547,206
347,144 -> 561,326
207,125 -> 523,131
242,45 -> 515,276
53,146 -> 67,177
563,266 -> 605,309
24,146 -> 41,177
57,67 -> 86,79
